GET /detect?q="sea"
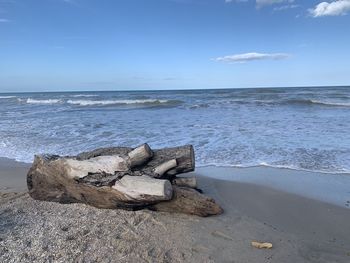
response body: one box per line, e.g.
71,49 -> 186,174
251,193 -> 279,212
0,86 -> 349,174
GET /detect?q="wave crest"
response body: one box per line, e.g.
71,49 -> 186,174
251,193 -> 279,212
0,96 -> 16,99
26,98 -> 62,104
70,94 -> 99,98
285,99 -> 350,107
66,99 -> 180,106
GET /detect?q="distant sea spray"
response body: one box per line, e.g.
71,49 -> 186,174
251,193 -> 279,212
0,87 -> 350,174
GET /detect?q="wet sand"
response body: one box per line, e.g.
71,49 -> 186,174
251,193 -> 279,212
0,158 -> 30,192
1,158 -> 350,262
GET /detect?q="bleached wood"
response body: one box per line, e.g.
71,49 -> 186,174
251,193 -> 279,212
128,144 -> 153,168
65,156 -> 128,179
113,175 -> 173,201
27,144 -> 223,216
153,159 -> 177,177
76,144 -> 195,178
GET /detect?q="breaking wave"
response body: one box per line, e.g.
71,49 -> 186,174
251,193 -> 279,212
283,99 -> 350,107
70,94 -> 99,98
0,96 -> 16,99
66,99 -> 180,106
25,98 -> 62,104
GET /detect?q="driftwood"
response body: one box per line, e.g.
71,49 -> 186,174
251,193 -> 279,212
127,144 -> 153,168
76,145 -> 195,179
27,144 -> 223,216
112,175 -> 173,202
173,177 -> 197,188
153,159 -> 177,178
150,186 -> 223,217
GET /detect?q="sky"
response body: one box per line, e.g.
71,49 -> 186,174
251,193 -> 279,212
0,0 -> 350,92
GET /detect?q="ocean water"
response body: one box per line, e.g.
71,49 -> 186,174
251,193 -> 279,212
0,87 -> 350,174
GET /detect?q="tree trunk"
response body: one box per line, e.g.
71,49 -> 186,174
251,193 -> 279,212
27,144 -> 222,216
76,145 -> 195,179
112,175 -> 173,202
173,177 -> 197,188
150,186 -> 223,217
27,155 -> 157,209
127,144 -> 153,168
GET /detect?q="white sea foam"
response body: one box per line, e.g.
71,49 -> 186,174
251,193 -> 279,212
310,100 -> 350,107
0,96 -> 16,99
66,99 -> 169,106
197,162 -> 350,175
71,94 -> 99,98
26,98 -> 62,104
1,87 -> 350,174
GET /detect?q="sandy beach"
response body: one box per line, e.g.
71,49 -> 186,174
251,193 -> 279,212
1,158 -> 350,263
2,0 -> 350,261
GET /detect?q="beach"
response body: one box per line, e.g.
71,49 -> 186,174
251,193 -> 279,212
2,0 -> 350,261
1,158 -> 350,263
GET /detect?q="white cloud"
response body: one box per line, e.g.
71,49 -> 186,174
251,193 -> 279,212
309,0 -> 350,17
0,18 -> 10,22
214,52 -> 290,63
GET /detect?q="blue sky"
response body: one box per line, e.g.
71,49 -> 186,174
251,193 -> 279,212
0,0 -> 350,92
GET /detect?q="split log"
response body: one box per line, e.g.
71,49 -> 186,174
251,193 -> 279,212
153,159 -> 177,178
76,145 -> 195,179
173,177 -> 197,188
141,145 -> 195,178
65,155 -> 128,179
112,175 -> 173,202
127,144 -> 153,168
27,155 -> 171,209
150,186 -> 223,217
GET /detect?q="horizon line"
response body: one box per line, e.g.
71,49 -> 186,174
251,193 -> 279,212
0,85 -> 349,94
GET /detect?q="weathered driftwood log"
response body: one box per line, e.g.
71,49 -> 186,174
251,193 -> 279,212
153,159 -> 177,178
65,155 -> 128,178
112,175 -> 173,202
76,145 -> 195,179
150,186 -> 223,217
127,144 -> 153,168
27,155 -> 164,209
27,144 -> 222,216
173,177 -> 197,188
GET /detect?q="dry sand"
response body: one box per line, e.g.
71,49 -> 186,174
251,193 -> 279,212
1,158 -> 350,263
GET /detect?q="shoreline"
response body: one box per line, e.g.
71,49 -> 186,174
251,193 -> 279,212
1,158 -> 350,262
5,156 -> 350,176
194,166 -> 350,209
1,157 -> 349,209
199,163 -> 350,175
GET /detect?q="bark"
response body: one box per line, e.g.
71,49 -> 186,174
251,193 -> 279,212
76,145 -> 195,179
150,186 -> 223,217
27,144 -> 222,216
27,155 -> 156,209
173,177 -> 197,188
